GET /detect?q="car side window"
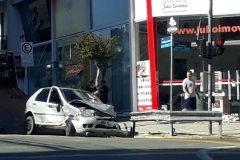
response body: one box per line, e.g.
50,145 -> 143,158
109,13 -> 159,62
49,88 -> 61,104
35,89 -> 50,102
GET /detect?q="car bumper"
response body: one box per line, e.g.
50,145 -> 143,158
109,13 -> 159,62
71,117 -> 129,137
76,128 -> 129,137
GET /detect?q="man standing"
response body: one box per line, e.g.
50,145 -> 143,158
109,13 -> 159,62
182,70 -> 200,111
100,80 -> 109,104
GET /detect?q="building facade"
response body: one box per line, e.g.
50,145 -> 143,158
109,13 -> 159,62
4,0 -> 240,114
5,0 -> 132,113
133,0 -> 240,113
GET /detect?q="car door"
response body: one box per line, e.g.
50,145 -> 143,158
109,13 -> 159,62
32,88 -> 51,124
44,87 -> 65,124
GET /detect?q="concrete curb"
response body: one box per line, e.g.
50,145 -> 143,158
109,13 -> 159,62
138,135 -> 240,140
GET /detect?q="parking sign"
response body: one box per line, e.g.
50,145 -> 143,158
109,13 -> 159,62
21,42 -> 34,67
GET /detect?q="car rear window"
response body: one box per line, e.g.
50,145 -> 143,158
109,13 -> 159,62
35,88 -> 50,102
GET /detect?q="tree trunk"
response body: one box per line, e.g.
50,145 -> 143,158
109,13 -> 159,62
94,67 -> 100,96
95,67 -> 100,87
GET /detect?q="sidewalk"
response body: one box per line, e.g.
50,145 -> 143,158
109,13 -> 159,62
118,120 -> 240,139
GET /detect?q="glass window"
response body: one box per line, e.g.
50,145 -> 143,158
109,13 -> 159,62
19,0 -> 51,43
136,21 -> 149,62
111,24 -> 131,112
61,89 -> 102,103
90,0 -> 129,29
58,44 -> 84,89
35,88 -> 50,102
28,43 -> 52,95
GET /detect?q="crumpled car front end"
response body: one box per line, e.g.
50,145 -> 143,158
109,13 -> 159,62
68,101 -> 129,137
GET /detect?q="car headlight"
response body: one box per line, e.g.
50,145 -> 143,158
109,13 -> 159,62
81,109 -> 95,117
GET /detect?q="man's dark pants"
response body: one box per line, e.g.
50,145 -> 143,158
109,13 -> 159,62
184,97 -> 196,110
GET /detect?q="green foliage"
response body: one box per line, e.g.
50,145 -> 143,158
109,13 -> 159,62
75,33 -> 119,70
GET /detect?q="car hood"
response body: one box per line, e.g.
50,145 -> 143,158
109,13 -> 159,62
70,100 -> 116,117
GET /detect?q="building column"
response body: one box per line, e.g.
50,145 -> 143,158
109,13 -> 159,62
146,0 -> 159,109
51,0 -> 58,86
84,0 -> 91,88
129,0 -> 138,112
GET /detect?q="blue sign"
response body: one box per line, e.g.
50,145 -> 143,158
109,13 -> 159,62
173,41 -> 191,52
161,36 -> 171,48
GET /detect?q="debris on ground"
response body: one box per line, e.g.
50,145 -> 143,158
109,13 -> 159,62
223,113 -> 239,123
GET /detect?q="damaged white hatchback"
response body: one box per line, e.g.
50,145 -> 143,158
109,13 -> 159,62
25,86 -> 129,137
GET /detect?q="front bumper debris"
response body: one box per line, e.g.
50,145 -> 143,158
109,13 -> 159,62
71,116 -> 129,137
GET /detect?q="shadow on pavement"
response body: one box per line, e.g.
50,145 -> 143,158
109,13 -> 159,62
0,149 -> 200,160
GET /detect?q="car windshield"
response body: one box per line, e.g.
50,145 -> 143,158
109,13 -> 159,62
61,89 -> 102,103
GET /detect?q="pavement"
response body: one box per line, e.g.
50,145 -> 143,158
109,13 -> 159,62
0,135 -> 240,160
117,119 -> 240,140
0,87 -> 27,134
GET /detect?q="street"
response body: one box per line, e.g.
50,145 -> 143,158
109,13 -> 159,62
0,135 -> 240,160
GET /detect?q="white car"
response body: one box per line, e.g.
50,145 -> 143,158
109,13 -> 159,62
25,86 -> 129,137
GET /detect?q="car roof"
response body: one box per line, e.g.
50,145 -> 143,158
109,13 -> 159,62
41,86 -> 86,92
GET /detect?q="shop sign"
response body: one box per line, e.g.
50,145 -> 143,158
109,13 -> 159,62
167,17 -> 178,34
173,41 -> 191,52
152,0 -> 208,18
178,25 -> 240,35
136,60 -> 152,111
161,36 -> 171,48
135,0 -> 240,22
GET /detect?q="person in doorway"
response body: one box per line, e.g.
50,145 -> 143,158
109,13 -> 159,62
182,70 -> 200,111
100,80 -> 109,104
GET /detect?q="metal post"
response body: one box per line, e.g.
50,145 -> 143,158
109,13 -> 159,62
169,123 -> 173,136
207,0 -> 213,135
218,121 -> 222,136
169,33 -> 173,136
228,70 -> 231,100
129,0 -> 138,112
237,70 -> 240,100
51,0 -> 58,86
170,33 -> 173,112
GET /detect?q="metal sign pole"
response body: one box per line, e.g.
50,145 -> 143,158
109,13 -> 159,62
169,32 -> 173,136
207,0 -> 213,135
170,33 -> 173,112
167,17 -> 178,136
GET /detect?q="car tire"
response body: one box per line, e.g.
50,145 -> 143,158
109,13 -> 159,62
26,116 -> 37,135
65,121 -> 76,136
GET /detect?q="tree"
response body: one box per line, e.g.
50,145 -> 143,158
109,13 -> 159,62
75,33 -> 119,94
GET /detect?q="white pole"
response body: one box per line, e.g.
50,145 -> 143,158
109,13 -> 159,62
207,0 -> 213,135
170,33 -> 173,112
129,0 -> 138,111
237,70 -> 239,100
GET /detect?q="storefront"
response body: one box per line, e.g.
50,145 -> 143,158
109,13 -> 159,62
134,0 -> 240,113
8,0 -> 132,113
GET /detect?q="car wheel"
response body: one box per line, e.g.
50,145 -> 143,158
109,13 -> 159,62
26,116 -> 37,135
65,121 -> 76,136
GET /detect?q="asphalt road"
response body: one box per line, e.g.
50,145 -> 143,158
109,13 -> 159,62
0,135 -> 240,160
